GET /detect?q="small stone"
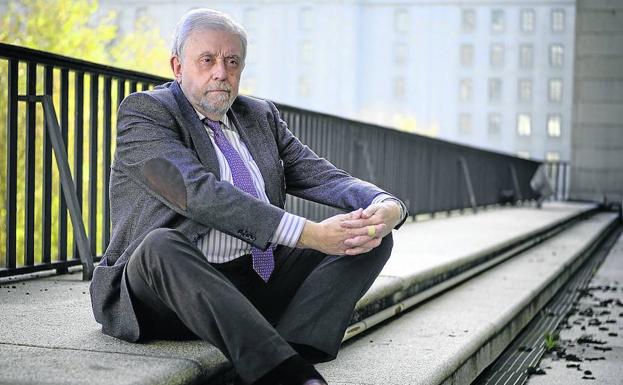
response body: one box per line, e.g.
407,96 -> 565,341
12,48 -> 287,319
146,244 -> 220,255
578,335 -> 604,344
565,354 -> 583,362
598,327 -> 609,331
527,366 -> 546,375
585,357 -> 605,361
25,292 -> 30,295
584,370 -> 592,375
594,346 -> 612,352
582,376 -> 596,380
566,363 -> 580,369
605,320 -> 616,324
588,319 -> 602,326
608,332 -> 618,337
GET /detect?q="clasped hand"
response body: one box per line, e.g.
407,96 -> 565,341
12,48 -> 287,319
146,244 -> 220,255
298,201 -> 402,256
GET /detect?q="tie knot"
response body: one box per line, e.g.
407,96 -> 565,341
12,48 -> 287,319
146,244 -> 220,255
203,118 -> 221,132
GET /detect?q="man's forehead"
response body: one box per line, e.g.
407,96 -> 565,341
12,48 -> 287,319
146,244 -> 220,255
186,28 -> 242,52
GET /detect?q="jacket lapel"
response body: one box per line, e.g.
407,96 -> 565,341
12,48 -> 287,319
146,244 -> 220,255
169,81 -> 221,179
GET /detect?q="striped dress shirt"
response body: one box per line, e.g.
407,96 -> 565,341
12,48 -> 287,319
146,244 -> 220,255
195,110 -> 404,264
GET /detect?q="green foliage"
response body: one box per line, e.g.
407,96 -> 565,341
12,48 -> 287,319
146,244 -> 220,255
544,331 -> 559,352
0,0 -> 171,269
0,0 -> 170,76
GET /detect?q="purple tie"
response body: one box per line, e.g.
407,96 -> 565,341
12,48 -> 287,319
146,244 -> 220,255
204,118 -> 274,282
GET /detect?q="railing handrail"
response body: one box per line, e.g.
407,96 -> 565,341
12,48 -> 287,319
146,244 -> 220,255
0,42 -> 170,84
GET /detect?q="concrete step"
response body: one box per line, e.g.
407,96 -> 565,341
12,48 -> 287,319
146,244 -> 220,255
0,202 -> 601,385
525,231 -> 623,385
316,211 -> 620,385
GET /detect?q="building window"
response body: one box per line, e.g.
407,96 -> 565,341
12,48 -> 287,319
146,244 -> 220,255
518,79 -> 532,102
546,152 -> 561,162
299,41 -> 312,64
462,9 -> 476,32
395,44 -> 407,65
458,113 -> 472,134
394,77 -> 405,98
519,44 -> 534,69
488,113 -> 502,135
300,7 -> 313,31
491,9 -> 505,32
460,44 -> 474,67
459,79 -> 472,101
547,114 -> 562,137
517,151 -> 530,159
550,44 -> 564,68
489,78 -> 502,102
520,9 -> 535,32
549,79 -> 563,102
298,75 -> 310,97
517,114 -> 531,136
551,9 -> 565,32
490,44 -> 504,67
395,9 -> 409,33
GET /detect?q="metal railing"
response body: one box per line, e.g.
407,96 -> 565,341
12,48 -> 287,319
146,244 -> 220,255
1,42 -> 542,279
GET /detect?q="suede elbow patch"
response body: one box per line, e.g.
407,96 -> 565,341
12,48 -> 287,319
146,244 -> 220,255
143,158 -> 187,210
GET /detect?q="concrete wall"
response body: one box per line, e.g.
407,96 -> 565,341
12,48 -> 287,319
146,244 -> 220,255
570,0 -> 623,203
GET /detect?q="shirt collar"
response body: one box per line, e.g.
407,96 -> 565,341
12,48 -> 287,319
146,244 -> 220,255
194,108 -> 235,132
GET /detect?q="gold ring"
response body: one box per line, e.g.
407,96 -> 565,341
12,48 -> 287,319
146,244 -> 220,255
367,225 -> 376,237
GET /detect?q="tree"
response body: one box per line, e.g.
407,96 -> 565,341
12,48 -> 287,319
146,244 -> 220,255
0,0 -> 170,268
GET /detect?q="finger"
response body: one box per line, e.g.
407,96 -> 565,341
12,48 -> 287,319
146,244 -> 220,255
344,238 -> 382,256
362,204 -> 380,219
343,235 -> 372,248
346,238 -> 383,255
348,208 -> 363,219
340,217 -> 382,229
344,232 -> 384,248
348,223 -> 386,237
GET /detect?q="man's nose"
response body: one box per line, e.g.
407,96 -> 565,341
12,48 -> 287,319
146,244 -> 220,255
211,59 -> 228,81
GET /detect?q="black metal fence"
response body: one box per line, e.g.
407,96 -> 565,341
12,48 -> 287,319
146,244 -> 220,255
1,42 -> 546,279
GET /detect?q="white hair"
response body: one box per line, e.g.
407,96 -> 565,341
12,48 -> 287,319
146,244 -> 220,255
171,8 -> 248,61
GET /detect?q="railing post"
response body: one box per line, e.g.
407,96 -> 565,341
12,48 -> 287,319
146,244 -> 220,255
459,156 -> 477,212
509,163 -> 523,203
34,95 -> 94,280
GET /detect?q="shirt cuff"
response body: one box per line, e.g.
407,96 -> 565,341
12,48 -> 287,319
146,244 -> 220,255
371,193 -> 408,222
270,212 -> 306,248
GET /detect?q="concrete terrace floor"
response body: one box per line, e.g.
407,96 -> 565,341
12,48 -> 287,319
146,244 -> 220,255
0,201 -> 599,385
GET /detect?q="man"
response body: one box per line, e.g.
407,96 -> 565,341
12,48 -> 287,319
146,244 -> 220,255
90,8 -> 407,385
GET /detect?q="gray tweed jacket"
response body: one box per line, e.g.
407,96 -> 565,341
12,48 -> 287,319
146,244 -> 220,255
89,80 -> 396,342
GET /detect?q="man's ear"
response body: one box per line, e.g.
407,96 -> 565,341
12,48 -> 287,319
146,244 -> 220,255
170,56 -> 182,82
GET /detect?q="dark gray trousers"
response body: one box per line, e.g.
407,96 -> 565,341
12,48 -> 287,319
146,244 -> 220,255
125,228 -> 393,384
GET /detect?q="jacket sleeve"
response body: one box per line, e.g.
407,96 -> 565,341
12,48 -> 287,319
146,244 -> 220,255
268,101 -> 387,212
113,92 -> 285,249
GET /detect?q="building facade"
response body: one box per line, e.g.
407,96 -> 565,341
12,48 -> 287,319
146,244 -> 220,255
95,0 -> 576,161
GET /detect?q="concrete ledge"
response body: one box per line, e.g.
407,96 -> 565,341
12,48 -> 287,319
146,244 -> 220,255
347,202 -> 598,338
0,202 -> 600,385
317,212 -> 619,385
